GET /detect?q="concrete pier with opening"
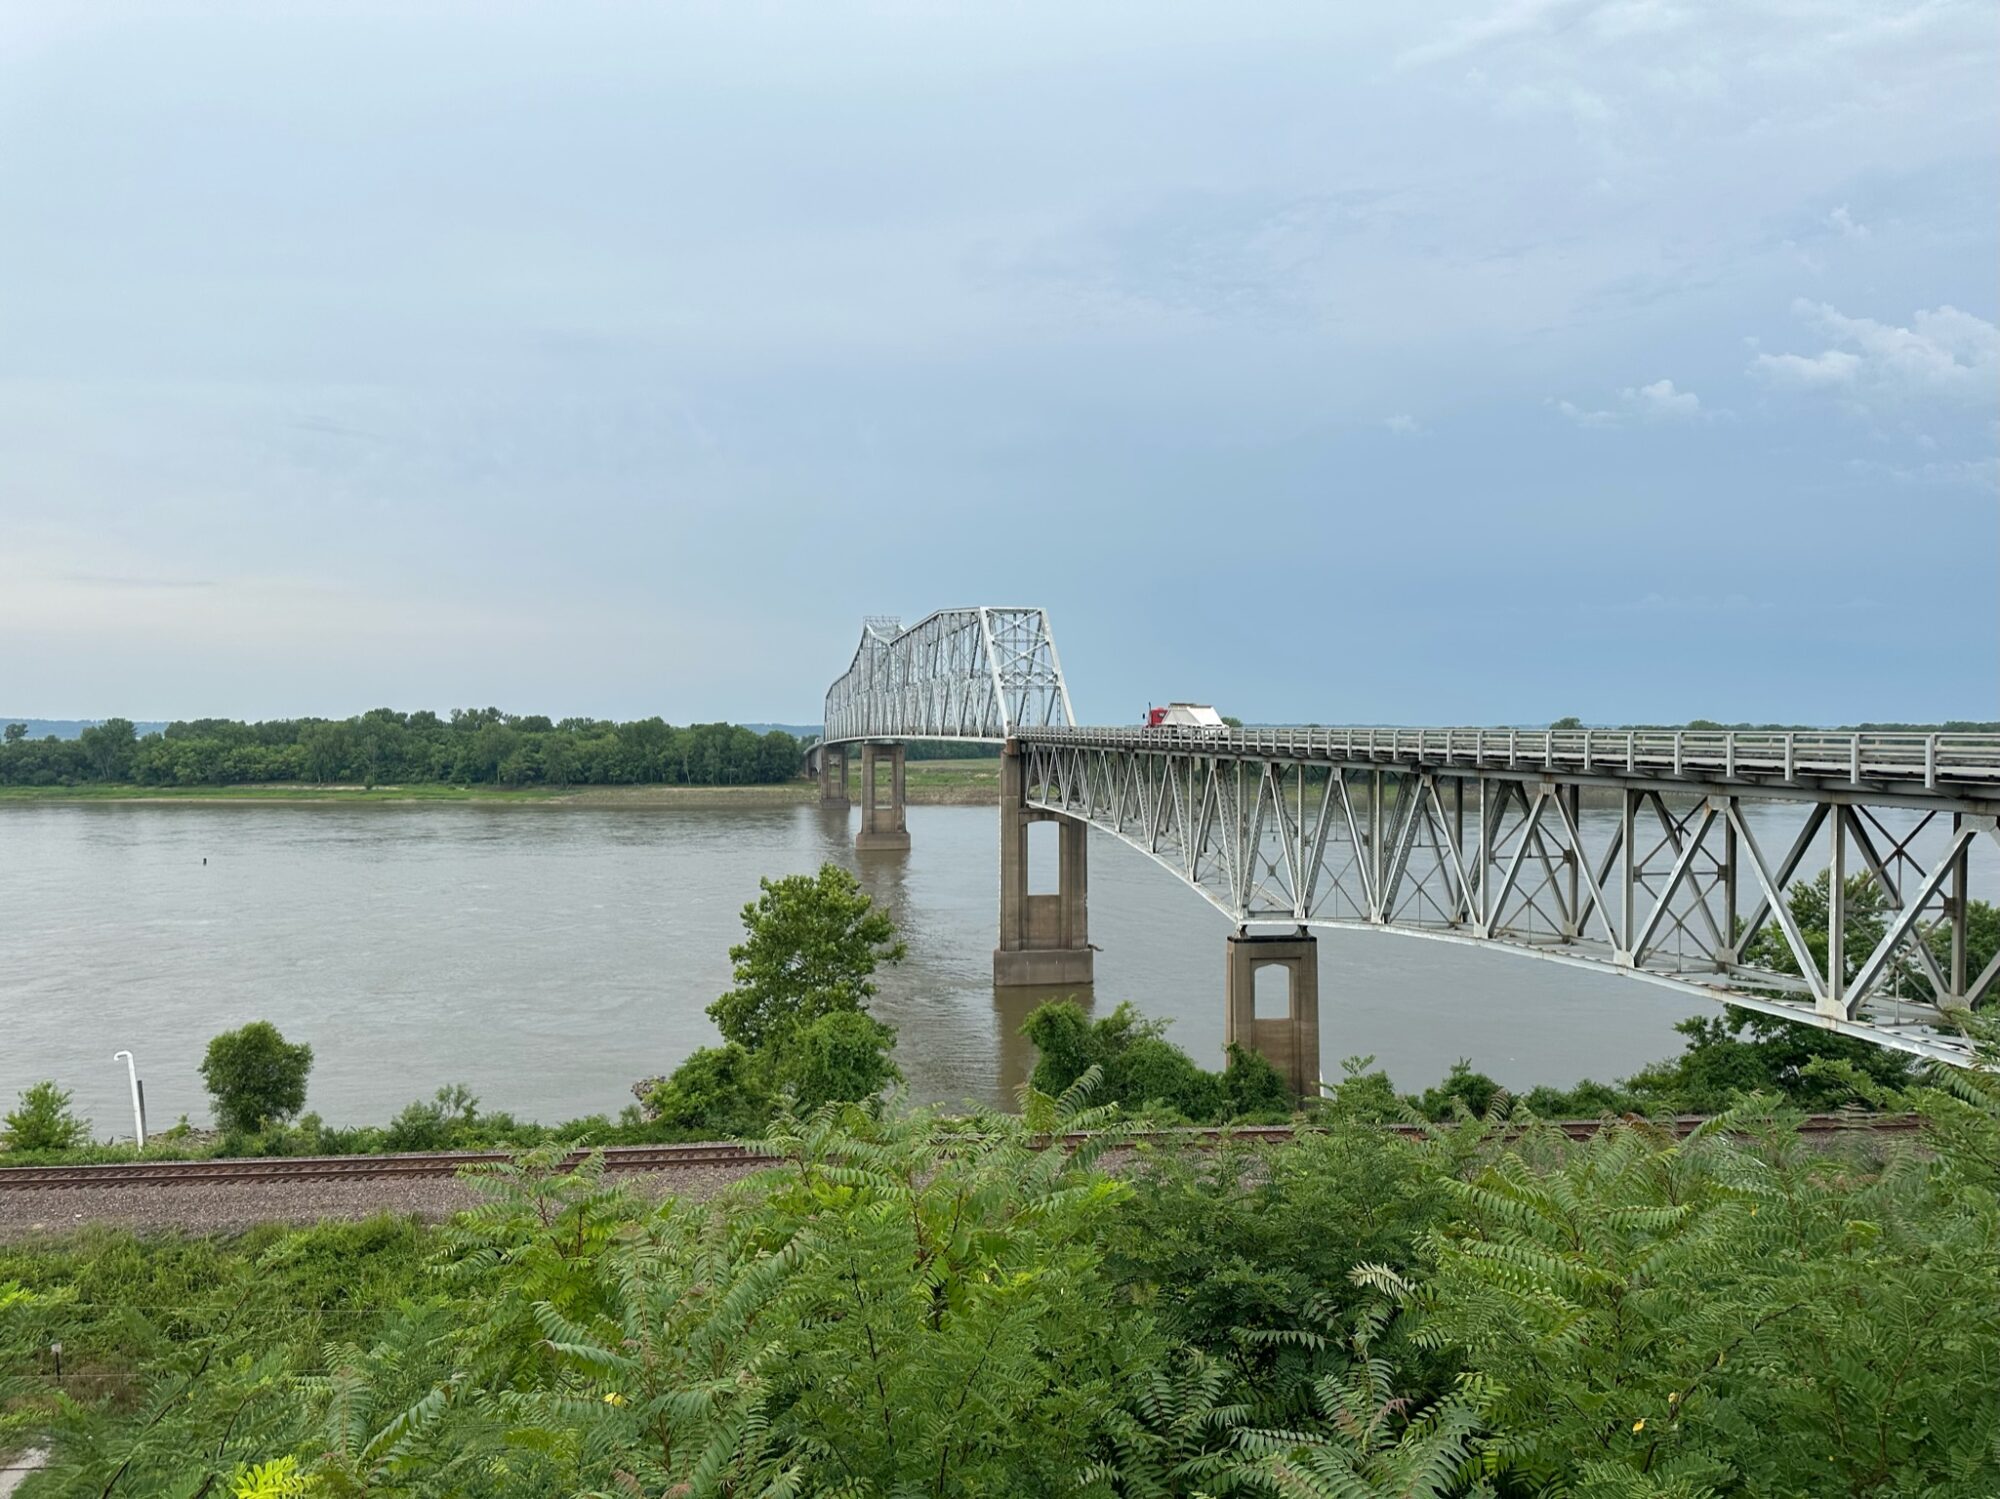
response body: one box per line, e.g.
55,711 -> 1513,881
855,741 -> 910,851
993,745 -> 1093,987
817,744 -> 850,808
1224,931 -> 1321,1099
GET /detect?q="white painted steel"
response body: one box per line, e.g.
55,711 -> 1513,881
808,607 -> 2000,1065
1015,727 -> 2000,1067
818,608 -> 1073,746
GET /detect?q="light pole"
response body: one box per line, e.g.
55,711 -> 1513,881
112,1050 -> 145,1148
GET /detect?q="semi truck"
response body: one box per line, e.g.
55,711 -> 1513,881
1143,702 -> 1226,731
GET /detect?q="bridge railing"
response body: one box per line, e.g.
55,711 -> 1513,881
1015,725 -> 2000,795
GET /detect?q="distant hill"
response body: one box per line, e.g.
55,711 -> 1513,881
0,718 -> 170,740
740,723 -> 821,739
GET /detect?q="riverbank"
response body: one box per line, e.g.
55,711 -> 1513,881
0,759 -> 1004,807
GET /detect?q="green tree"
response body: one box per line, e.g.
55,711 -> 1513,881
1411,1059 -> 1507,1121
1025,999 -> 1296,1122
768,1008 -> 901,1113
646,1043 -> 773,1137
2,721 -> 24,743
200,1021 -> 314,1133
706,864 -> 905,1052
2,1080 -> 88,1151
78,716 -> 137,779
1622,1010 -> 1917,1112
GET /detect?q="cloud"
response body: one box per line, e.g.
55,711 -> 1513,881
1846,456 -> 2000,490
1551,377 -> 1703,426
1826,204 -> 1868,239
1623,377 -> 1700,419
1752,300 -> 1998,405
1551,397 -> 1620,427
1750,349 -> 1860,387
1381,413 -> 1424,435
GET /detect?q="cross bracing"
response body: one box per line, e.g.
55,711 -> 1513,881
1015,726 -> 2000,1066
819,608 -> 1074,747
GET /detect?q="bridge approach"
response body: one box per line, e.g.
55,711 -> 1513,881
806,608 -> 2000,1090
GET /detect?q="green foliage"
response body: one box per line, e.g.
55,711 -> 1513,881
380,1084 -> 482,1152
1416,1107 -> 2000,1494
0,708 -> 802,789
200,1020 -> 315,1133
706,863 -> 906,1053
766,1007 -> 901,1113
3,1082 -> 1995,1496
645,1042 -> 774,1137
1620,1009 -> 1919,1113
2,1081 -> 88,1152
1411,1060 -> 1506,1122
1024,999 -> 1296,1123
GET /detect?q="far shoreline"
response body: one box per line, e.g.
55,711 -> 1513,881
0,779 -> 1001,808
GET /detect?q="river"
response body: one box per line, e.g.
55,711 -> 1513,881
1,798 -> 1958,1134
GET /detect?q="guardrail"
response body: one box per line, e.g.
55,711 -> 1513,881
1016,726 -> 2000,794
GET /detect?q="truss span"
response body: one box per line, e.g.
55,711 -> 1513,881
818,608 -> 1073,747
1016,726 -> 2000,1066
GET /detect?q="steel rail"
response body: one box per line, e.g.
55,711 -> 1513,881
0,1115 -> 1923,1191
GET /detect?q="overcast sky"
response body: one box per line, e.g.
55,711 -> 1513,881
2,1 -> 1994,727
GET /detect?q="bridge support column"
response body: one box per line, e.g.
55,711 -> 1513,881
1224,932 -> 1320,1101
994,746 -> 1094,987
818,746 -> 850,809
855,742 -> 910,850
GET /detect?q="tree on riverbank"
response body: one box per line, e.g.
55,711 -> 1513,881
651,865 -> 907,1135
0,709 -> 803,789
200,1022 -> 314,1133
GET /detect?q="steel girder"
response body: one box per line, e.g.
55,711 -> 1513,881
1016,727 -> 2000,1066
819,608 -> 1074,747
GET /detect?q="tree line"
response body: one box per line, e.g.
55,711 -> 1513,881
0,709 -> 804,789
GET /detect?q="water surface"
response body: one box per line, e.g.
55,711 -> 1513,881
2,799 -> 1872,1132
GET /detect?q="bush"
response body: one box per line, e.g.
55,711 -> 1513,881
2,1081 -> 88,1151
382,1084 -> 481,1152
1024,1000 -> 1297,1123
769,1009 -> 900,1114
708,865 -> 905,1052
199,1021 -> 314,1133
647,1043 -> 772,1137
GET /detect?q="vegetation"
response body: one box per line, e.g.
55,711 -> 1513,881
4,1053 -> 1996,1496
200,1021 -> 315,1134
651,865 -> 907,1136
1025,999 -> 1291,1122
1,1083 -> 87,1153
0,710 -> 804,789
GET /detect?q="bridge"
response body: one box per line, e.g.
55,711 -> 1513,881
806,608 -> 2000,1089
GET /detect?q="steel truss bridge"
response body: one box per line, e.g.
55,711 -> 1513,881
811,608 -> 2000,1069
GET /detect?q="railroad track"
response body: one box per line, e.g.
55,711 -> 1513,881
0,1114 -> 1921,1191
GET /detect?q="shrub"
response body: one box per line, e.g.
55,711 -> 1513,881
769,1009 -> 900,1113
707,865 -> 905,1053
647,1043 -> 772,1137
1025,1000 -> 1297,1123
199,1021 -> 314,1133
2,1080 -> 88,1151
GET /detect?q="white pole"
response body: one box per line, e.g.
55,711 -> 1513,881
112,1051 -> 144,1148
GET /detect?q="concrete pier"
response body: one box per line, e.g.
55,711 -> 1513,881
993,744 -> 1094,987
1224,931 -> 1320,1099
817,745 -> 851,808
855,741 -> 910,850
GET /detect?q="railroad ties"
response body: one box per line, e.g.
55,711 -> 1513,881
0,1114 -> 1922,1192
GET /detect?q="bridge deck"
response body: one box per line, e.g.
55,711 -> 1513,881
1016,726 -> 2000,809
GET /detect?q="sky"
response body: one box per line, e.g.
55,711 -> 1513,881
2,1 -> 1995,728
